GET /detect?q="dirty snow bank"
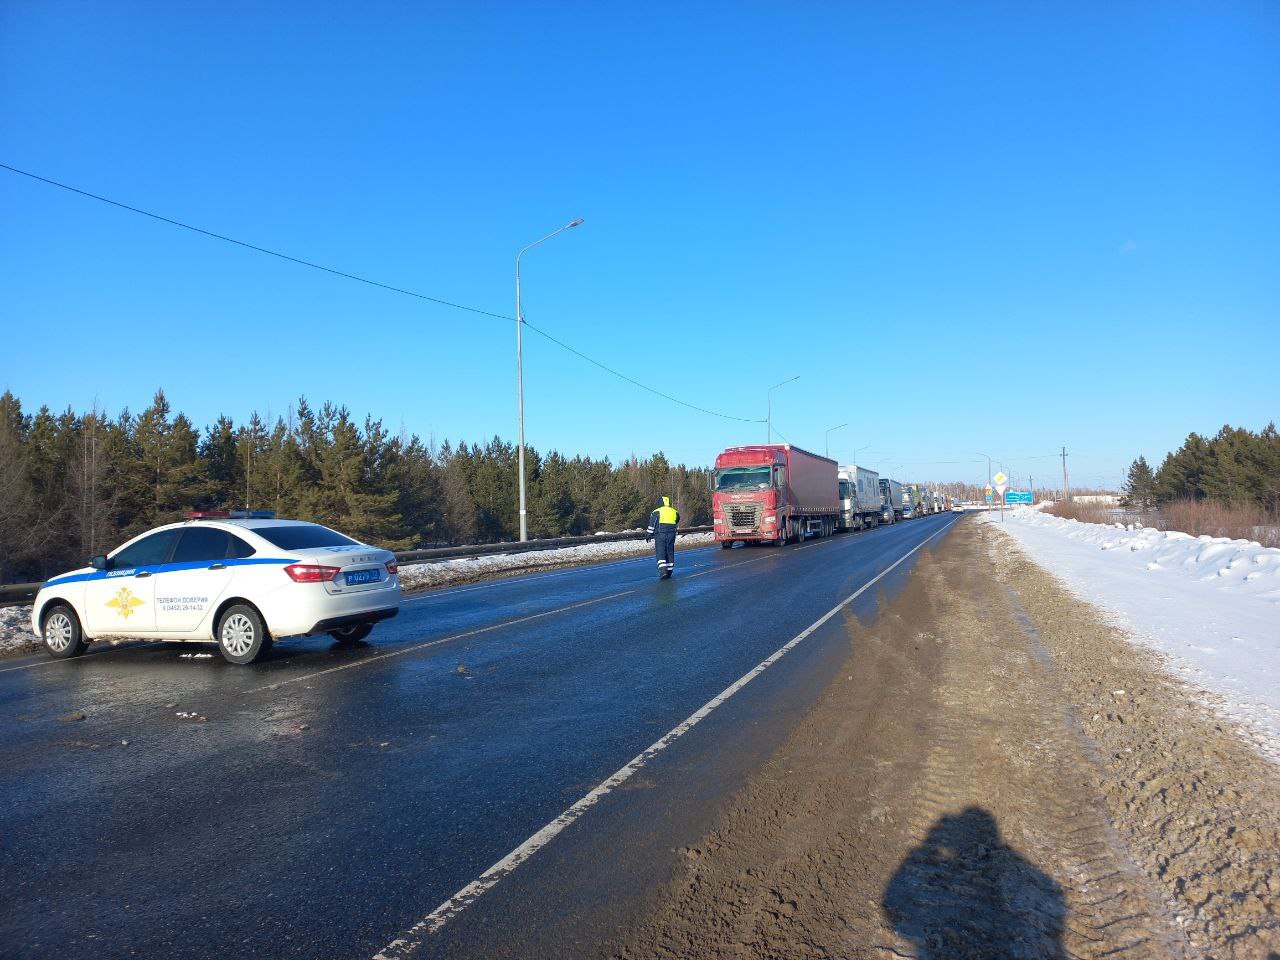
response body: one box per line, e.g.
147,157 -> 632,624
981,507 -> 1280,755
398,532 -> 715,591
0,605 -> 38,655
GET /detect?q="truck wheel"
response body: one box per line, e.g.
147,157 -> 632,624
720,541 -> 733,550
217,604 -> 270,664
43,604 -> 87,659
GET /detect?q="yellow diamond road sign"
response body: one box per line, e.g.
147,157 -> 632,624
992,472 -> 1007,486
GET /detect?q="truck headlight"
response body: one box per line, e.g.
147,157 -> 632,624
764,516 -> 776,524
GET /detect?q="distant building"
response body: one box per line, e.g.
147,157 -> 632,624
1071,494 -> 1120,505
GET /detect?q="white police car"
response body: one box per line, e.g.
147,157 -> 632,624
31,512 -> 401,664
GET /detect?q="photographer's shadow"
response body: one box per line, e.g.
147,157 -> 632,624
883,806 -> 1066,959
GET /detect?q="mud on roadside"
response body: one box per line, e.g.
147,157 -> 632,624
608,518 -> 1280,959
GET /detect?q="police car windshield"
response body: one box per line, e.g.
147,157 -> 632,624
253,525 -> 359,550
716,467 -> 772,491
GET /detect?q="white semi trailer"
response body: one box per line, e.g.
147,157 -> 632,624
838,465 -> 882,532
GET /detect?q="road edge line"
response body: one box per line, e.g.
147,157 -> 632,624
372,519 -> 953,959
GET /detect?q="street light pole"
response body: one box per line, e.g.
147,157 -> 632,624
824,423 -> 847,458
516,218 -> 584,542
767,375 -> 799,444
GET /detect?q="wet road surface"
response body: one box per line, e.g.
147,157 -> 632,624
0,513 -> 958,959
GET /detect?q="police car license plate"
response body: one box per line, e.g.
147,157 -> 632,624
344,569 -> 381,586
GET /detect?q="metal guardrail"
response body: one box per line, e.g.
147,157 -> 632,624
0,583 -> 40,605
0,525 -> 715,607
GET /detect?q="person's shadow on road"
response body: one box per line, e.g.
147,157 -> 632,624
883,806 -> 1066,959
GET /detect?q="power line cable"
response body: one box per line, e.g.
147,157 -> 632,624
0,162 -> 510,321
521,321 -> 761,423
1,161 -> 762,423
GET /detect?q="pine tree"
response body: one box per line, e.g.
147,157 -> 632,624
133,390 -> 204,524
0,392 -> 42,581
1123,455 -> 1156,509
438,443 -> 479,543
294,409 -> 413,549
199,415 -> 240,510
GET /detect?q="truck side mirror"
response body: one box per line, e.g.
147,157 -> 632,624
90,555 -> 109,571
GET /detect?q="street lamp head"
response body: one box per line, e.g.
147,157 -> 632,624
567,218 -> 584,228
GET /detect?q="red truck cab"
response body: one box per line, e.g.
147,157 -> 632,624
712,444 -> 839,547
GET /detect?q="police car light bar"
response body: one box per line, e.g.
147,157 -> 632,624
228,510 -> 276,519
184,511 -> 231,519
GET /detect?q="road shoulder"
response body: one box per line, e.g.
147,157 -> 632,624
607,518 -> 1280,959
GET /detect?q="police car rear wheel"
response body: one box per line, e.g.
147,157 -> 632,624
329,624 -> 373,645
43,605 -> 87,659
217,605 -> 269,664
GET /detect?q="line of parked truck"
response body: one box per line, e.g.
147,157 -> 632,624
711,443 -> 957,547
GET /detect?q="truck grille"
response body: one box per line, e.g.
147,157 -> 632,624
727,503 -> 761,529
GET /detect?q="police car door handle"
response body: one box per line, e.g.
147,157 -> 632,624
208,563 -> 227,570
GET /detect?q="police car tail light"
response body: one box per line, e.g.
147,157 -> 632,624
385,561 -> 398,575
283,563 -> 341,583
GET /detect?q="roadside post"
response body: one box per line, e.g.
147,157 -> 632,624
993,472 -> 1007,522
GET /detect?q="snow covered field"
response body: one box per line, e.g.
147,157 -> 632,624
0,532 -> 716,657
982,507 -> 1280,759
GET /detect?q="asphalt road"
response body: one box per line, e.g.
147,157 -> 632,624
0,512 -> 960,960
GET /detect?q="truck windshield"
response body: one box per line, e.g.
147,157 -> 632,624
838,480 -> 853,500
715,467 -> 772,491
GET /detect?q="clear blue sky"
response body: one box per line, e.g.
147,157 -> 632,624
3,2 -> 1277,492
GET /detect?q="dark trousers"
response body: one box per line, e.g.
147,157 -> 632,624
654,526 -> 677,575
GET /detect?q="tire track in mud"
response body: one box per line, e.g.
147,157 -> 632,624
987,524 -> 1280,958
884,541 -> 1181,960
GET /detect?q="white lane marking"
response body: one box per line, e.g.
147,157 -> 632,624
244,590 -> 638,694
372,522 -> 951,959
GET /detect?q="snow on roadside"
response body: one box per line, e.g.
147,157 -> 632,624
397,532 -> 715,591
981,507 -> 1280,757
0,605 -> 38,656
0,532 -> 717,656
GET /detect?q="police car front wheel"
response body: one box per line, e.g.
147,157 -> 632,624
43,605 -> 87,659
217,604 -> 270,665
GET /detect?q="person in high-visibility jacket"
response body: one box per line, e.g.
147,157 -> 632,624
645,495 -> 681,579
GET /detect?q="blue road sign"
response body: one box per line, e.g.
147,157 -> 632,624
1004,490 -> 1033,504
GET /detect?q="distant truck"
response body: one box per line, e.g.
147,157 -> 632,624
837,465 -> 881,532
879,478 -> 903,523
713,444 -> 839,547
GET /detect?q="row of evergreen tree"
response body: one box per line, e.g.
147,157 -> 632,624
0,390 -> 713,582
1124,424 -> 1280,510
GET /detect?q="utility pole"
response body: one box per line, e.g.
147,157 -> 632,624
1061,446 -> 1070,502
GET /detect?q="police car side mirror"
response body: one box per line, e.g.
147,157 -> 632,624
90,555 -> 109,571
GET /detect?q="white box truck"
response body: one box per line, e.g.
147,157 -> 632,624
838,465 -> 882,531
